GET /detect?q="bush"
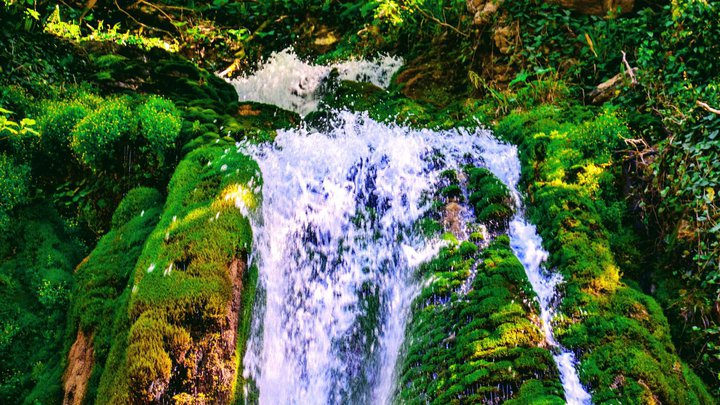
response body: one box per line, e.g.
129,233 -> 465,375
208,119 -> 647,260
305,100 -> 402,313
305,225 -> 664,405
138,96 -> 182,152
0,206 -> 85,404
71,98 -> 135,170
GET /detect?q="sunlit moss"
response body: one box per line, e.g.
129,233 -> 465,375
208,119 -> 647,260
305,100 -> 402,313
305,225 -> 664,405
98,142 -> 260,403
495,106 -> 713,403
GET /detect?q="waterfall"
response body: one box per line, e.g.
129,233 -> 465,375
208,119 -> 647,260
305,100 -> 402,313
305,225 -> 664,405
228,52 -> 591,404
229,48 -> 403,116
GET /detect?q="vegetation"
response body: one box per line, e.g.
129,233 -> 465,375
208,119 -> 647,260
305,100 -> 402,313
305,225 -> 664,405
0,206 -> 85,403
97,142 -> 259,403
496,106 -> 712,403
1,0 -> 719,402
64,187 -> 163,403
398,167 -> 562,403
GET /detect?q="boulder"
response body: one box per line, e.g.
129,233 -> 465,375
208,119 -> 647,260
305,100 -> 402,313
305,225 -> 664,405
467,0 -> 504,25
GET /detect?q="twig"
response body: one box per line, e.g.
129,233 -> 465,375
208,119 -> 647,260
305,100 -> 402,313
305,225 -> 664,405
137,0 -> 183,37
113,0 -> 173,37
621,51 -> 637,85
413,6 -> 469,38
696,100 -> 720,115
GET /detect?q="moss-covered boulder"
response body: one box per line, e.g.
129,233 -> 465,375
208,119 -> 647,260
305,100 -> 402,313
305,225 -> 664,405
397,236 -> 564,404
495,106 -> 713,403
64,187 -> 164,404
97,142 -> 260,404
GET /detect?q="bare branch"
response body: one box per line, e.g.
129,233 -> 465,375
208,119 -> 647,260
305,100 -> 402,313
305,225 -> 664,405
413,6 -> 469,38
621,51 -> 637,85
696,100 -> 720,115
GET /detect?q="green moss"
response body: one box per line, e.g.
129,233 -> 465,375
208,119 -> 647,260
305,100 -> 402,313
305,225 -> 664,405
495,106 -> 713,403
317,80 -> 437,127
397,235 -> 563,404
66,187 -> 164,403
98,143 -> 260,403
465,167 -> 514,233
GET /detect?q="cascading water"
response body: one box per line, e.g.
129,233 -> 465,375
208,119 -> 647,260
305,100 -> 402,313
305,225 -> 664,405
239,113 -> 506,404
509,219 -> 593,405
229,48 -> 403,116
228,52 -> 591,404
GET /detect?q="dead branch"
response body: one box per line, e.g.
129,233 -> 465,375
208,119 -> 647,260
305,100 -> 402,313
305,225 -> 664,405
413,6 -> 469,38
621,51 -> 637,85
696,100 -> 720,115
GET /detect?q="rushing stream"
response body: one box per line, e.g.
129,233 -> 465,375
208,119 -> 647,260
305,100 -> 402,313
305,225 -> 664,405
228,50 -> 591,404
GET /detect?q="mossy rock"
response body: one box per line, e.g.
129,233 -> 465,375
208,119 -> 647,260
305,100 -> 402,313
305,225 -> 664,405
83,43 -> 237,113
98,143 -> 260,403
494,106 -> 713,403
397,236 -> 563,404
466,167 -> 514,233
67,188 -> 164,404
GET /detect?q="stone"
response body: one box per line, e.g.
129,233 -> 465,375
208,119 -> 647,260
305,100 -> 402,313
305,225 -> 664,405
467,0 -> 504,25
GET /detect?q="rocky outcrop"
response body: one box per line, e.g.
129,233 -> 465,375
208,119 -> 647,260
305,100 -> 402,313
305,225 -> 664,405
63,330 -> 95,405
467,0 -> 504,25
552,0 -> 634,15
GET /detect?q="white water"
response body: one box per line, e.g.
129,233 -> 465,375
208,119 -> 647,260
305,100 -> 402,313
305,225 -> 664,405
510,219 -> 592,404
231,52 -> 591,404
229,48 -> 402,116
240,112 -> 515,404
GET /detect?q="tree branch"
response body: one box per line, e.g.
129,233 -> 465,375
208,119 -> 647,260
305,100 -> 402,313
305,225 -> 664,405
621,51 -> 637,85
696,100 -> 720,115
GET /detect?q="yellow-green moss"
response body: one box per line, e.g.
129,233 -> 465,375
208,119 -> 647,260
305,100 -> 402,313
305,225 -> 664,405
98,141 -> 260,403
495,106 -> 713,403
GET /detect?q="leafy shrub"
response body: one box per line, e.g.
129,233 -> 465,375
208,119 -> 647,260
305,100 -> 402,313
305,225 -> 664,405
71,98 -> 135,170
0,206 -> 85,404
41,102 -> 88,152
138,96 -> 182,153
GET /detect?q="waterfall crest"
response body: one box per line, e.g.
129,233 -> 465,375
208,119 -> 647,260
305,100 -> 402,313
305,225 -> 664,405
228,49 -> 402,116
